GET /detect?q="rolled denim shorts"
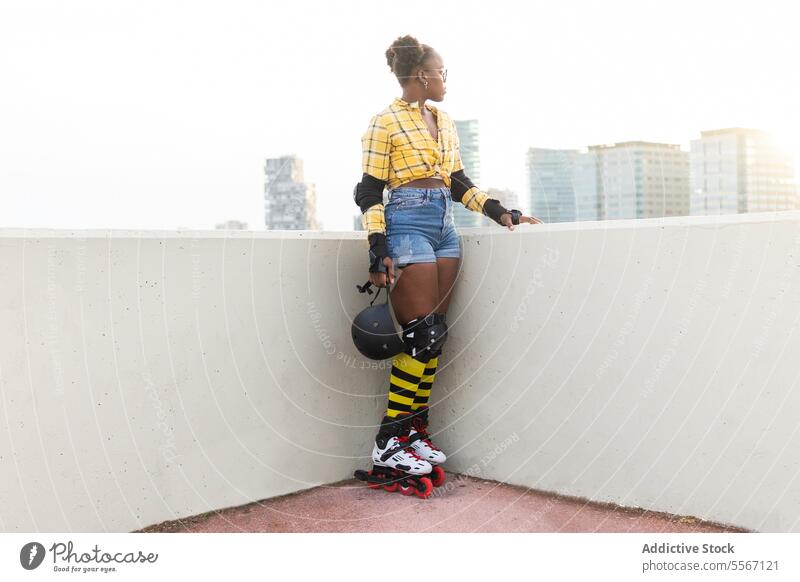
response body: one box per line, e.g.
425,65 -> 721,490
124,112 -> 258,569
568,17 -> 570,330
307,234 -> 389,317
385,186 -> 461,268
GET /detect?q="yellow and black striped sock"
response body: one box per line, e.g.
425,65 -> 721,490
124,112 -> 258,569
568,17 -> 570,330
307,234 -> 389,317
411,354 -> 438,411
385,351 -> 426,418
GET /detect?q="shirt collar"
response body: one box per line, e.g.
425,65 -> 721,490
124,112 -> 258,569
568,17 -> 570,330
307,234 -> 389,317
394,97 -> 437,112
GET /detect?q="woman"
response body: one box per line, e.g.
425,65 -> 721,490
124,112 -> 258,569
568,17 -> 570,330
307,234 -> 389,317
353,35 -> 542,496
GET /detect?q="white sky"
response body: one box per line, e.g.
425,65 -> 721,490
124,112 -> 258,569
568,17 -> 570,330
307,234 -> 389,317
2,0 -> 799,231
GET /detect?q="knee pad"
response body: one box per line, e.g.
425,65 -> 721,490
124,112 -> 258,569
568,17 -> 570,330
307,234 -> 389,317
401,313 -> 448,358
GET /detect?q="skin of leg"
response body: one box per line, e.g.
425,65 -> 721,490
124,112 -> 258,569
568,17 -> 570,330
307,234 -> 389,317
389,258 -> 461,323
389,262 -> 438,324
435,257 -> 460,314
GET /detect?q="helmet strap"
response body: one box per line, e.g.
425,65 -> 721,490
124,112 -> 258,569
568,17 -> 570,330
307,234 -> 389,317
369,284 -> 391,307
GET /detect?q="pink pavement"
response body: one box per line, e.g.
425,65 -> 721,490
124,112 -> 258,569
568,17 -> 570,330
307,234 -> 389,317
137,473 -> 747,533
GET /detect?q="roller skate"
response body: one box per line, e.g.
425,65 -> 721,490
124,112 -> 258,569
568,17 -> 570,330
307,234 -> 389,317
407,406 -> 446,487
354,413 -> 435,499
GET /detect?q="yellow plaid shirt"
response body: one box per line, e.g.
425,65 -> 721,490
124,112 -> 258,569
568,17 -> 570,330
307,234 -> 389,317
361,97 -> 490,237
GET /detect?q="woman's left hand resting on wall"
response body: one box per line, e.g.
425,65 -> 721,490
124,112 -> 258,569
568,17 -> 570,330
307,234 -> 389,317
500,213 -> 543,231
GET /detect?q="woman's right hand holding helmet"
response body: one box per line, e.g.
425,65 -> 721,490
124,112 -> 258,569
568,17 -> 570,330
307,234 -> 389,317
369,255 -> 395,287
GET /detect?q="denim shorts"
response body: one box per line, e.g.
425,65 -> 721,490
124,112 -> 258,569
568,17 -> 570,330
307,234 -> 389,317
385,186 -> 461,268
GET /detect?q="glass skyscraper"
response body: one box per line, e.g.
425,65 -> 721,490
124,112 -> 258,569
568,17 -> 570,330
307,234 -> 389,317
453,119 -> 483,227
527,148 -> 582,223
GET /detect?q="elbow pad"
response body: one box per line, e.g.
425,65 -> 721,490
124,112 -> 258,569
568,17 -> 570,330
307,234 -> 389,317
354,173 -> 388,212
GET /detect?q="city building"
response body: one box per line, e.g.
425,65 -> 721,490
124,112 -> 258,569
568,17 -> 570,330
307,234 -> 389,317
573,150 -> 601,221
453,119 -> 482,227
527,148 -> 582,222
690,128 -> 798,215
526,143 -> 689,223
264,155 -> 318,230
589,141 -> 690,220
526,148 -> 602,222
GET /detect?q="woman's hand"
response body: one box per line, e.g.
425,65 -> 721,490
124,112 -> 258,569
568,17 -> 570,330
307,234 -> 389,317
500,213 -> 543,230
369,256 -> 396,287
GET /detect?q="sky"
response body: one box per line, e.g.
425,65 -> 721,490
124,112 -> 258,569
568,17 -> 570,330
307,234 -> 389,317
2,0 -> 800,231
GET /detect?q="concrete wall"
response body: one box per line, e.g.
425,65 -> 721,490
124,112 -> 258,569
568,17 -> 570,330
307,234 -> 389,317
0,229 -> 379,532
2,213 -> 800,532
437,212 -> 800,533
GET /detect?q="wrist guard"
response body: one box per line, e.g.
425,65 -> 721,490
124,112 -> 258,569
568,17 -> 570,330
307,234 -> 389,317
368,233 -> 388,273
483,199 -> 522,225
506,209 -> 522,225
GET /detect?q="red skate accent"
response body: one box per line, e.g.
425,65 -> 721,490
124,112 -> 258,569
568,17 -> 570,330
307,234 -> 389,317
430,466 -> 446,487
415,477 -> 433,499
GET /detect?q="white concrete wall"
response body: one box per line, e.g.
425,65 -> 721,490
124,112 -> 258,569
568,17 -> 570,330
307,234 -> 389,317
437,212 -> 800,533
0,229 -> 380,532
2,213 -> 800,532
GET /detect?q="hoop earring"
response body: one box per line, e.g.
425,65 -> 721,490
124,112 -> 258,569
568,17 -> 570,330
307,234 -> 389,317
423,80 -> 429,89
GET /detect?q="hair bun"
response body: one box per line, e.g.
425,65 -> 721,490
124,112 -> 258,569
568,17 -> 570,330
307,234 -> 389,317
384,35 -> 434,86
385,35 -> 423,73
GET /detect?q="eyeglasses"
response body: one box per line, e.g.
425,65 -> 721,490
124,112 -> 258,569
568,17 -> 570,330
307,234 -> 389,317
425,68 -> 447,82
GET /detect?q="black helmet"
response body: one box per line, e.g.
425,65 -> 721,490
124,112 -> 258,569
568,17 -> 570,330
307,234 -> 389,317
352,282 -> 405,360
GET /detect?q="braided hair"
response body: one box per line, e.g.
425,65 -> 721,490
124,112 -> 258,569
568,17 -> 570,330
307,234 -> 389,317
385,35 -> 436,87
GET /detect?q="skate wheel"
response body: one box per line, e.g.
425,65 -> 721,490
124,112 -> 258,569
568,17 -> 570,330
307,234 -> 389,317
430,466 -> 446,488
399,482 -> 416,496
383,481 -> 399,493
415,477 -> 433,499
366,470 -> 381,490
